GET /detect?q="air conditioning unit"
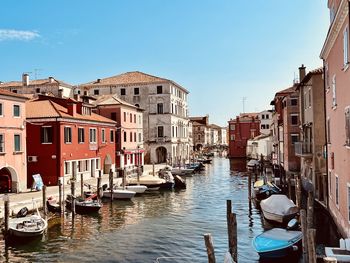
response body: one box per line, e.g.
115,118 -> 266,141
28,156 -> 38,162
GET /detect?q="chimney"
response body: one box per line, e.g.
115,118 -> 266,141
22,73 -> 29,86
299,64 -> 306,83
67,102 -> 77,117
58,89 -> 63,98
97,78 -> 101,83
48,77 -> 54,83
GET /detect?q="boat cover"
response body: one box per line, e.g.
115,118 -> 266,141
260,194 -> 298,216
253,228 -> 302,252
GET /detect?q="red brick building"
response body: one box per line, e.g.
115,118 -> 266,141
26,95 -> 116,187
228,113 -> 260,158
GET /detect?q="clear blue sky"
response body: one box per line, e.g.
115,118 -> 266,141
0,0 -> 329,126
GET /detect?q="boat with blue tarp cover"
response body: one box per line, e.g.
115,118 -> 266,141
252,228 -> 302,259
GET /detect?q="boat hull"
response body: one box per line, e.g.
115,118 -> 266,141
8,215 -> 48,238
103,190 -> 136,200
66,200 -> 102,214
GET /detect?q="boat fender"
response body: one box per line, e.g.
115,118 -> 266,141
292,245 -> 298,251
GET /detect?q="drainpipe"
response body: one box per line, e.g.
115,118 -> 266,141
322,60 -> 329,210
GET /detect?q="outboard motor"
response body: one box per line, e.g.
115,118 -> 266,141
286,218 -> 299,230
16,207 -> 28,218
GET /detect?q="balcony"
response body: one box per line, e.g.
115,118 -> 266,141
294,141 -> 313,157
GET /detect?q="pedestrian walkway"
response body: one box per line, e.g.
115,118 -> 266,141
0,164 -> 167,219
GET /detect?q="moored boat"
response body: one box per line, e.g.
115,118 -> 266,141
47,196 -> 61,213
253,179 -> 281,201
103,188 -> 136,200
116,185 -> 147,194
128,175 -> 174,190
260,194 -> 299,224
252,228 -> 302,259
66,195 -> 102,214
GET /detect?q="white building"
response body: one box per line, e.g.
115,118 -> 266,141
246,134 -> 273,160
258,110 -> 273,135
80,71 -> 190,164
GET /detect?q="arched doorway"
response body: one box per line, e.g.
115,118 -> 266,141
156,147 -> 167,164
104,154 -> 112,174
0,167 -> 12,193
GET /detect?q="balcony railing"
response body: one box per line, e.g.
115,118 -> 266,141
294,141 -> 313,157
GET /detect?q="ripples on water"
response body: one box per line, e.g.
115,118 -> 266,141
0,158 -> 269,263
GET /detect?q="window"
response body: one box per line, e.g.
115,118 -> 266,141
157,103 -> 163,114
110,130 -> 114,142
157,85 -> 163,94
344,27 -> 349,67
266,124 -> 269,129
102,129 -> 106,143
171,103 -> 174,114
345,108 -> 350,146
134,88 -> 139,95
138,115 -> 141,124
0,103 -> 2,116
327,118 -> 331,143
89,128 -> 97,143
14,134 -> 21,152
96,158 -> 100,170
134,132 -> 136,142
332,75 -> 337,107
13,105 -> 20,117
124,112 -> 126,122
64,162 -> 71,175
172,126 -> 174,137
291,98 -> 298,106
94,89 -> 99,95
230,135 -> 235,141
130,132 -> 133,142
291,114 -> 298,125
329,170 -> 332,196
124,131 -> 127,142
78,128 -> 84,143
158,126 -> 164,137
36,88 -> 40,93
121,88 -> 126,96
0,134 -> 4,153
41,126 -> 53,143
64,127 -> 72,143
261,124 -> 266,129
336,175 -> 339,206
262,115 -> 265,120
230,125 -> 235,130
291,134 -> 299,144
130,113 -> 132,122
134,114 -> 136,123
139,132 -> 142,142
111,112 -> 117,121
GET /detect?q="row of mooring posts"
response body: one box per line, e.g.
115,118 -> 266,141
204,200 -> 237,263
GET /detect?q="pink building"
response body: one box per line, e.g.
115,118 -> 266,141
321,0 -> 350,237
0,89 -> 28,193
94,95 -> 144,175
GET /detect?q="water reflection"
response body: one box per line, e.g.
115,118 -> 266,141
0,158 -> 272,263
229,158 -> 247,173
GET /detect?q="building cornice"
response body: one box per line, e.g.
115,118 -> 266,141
320,0 -> 349,59
26,117 -> 116,127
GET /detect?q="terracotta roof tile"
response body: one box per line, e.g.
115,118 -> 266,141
80,71 -> 189,93
0,88 -> 29,100
26,100 -> 116,124
0,78 -> 73,88
94,94 -> 137,108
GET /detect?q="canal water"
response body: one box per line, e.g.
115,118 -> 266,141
0,158 -> 270,263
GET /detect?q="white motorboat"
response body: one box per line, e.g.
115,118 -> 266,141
103,188 -> 136,200
116,185 -> 147,194
260,194 -> 299,224
128,175 -> 174,190
8,205 -> 47,238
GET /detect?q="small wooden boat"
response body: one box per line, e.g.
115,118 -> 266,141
170,167 -> 194,176
174,175 -> 186,189
247,159 -> 260,170
252,228 -> 302,259
8,205 -> 47,238
253,180 -> 281,201
186,162 -> 205,172
47,196 -> 61,213
103,188 -> 136,200
66,195 -> 102,214
260,195 -> 299,224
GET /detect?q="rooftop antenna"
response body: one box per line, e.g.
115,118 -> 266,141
242,97 -> 247,113
33,68 -> 43,80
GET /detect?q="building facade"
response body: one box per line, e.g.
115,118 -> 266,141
0,74 -> 74,98
228,113 -> 260,158
295,65 -> 327,204
0,89 -> 28,193
26,95 -> 116,187
94,95 -> 144,175
80,71 -> 190,164
258,110 -> 273,135
320,0 -> 350,237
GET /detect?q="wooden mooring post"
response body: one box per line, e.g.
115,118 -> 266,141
109,168 -> 114,202
97,170 -> 102,199
296,174 -> 302,208
58,177 -> 63,214
226,200 -> 237,262
204,233 -> 216,263
307,191 -> 314,229
42,185 -> 47,219
248,173 -> 252,201
3,194 -> 9,239
71,179 -> 76,216
288,176 -> 292,200
307,228 -> 316,263
300,209 -> 308,262
80,173 -> 84,198
152,162 -> 155,177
